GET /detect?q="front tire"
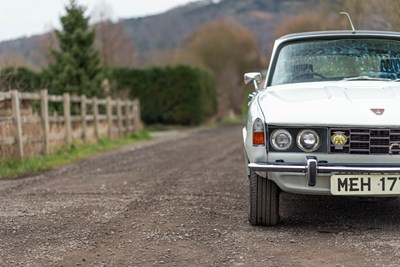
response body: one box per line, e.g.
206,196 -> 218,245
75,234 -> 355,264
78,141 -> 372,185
248,171 -> 280,226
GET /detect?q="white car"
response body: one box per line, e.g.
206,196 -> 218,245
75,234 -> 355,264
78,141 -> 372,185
243,30 -> 400,226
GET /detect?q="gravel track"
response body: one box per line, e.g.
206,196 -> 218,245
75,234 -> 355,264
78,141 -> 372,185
1,125 -> 400,266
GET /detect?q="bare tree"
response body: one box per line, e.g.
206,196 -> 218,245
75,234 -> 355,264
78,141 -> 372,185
92,1 -> 136,67
274,11 -> 339,39
182,19 -> 261,118
34,27 -> 58,67
0,54 -> 35,70
318,0 -> 396,30
371,0 -> 400,31
0,70 -> 13,91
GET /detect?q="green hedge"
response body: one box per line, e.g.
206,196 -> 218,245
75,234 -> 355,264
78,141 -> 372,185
113,65 -> 217,125
0,67 -> 42,91
0,65 -> 217,125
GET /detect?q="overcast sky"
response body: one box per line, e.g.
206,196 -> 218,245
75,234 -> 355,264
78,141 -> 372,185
0,0 -> 197,42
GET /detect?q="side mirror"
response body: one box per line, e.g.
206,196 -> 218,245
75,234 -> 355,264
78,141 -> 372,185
244,72 -> 262,91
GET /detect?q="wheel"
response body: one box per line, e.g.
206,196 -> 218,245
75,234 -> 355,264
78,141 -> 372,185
248,171 -> 280,226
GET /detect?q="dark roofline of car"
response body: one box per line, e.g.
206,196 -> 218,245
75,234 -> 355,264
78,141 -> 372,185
278,30 -> 400,42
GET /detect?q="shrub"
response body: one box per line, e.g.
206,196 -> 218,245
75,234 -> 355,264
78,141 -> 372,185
113,65 -> 216,125
0,67 -> 42,91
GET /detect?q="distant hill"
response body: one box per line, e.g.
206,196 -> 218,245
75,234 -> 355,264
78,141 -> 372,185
0,0 -> 318,68
121,0 -> 317,57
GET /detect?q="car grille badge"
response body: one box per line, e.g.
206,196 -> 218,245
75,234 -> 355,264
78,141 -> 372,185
371,108 -> 385,115
331,131 -> 347,149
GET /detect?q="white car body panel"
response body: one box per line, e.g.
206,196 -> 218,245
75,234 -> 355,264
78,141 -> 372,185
244,30 -> 400,197
259,81 -> 400,127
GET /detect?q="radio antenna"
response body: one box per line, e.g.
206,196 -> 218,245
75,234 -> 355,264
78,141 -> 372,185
340,12 -> 356,33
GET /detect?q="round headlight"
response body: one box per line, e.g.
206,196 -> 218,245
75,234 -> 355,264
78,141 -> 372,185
271,129 -> 293,151
297,129 -> 321,152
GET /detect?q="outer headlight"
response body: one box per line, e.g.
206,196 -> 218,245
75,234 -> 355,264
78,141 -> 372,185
297,129 -> 321,152
271,129 -> 293,151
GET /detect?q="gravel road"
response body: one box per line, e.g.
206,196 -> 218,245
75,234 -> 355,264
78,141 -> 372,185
1,125 -> 400,266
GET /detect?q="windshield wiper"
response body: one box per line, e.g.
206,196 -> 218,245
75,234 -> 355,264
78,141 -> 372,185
343,76 -> 392,81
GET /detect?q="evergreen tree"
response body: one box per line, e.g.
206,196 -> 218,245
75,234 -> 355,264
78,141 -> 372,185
44,0 -> 102,97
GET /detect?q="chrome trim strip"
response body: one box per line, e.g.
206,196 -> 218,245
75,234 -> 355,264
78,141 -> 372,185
249,162 -> 400,174
248,163 -> 307,172
318,165 -> 400,173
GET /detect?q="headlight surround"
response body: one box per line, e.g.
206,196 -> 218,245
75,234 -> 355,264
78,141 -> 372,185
297,129 -> 321,152
270,129 -> 293,151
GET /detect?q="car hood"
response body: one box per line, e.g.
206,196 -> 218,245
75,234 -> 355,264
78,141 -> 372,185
258,81 -> 400,127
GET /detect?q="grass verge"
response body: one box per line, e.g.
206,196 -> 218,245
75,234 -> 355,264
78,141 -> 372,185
0,130 -> 150,179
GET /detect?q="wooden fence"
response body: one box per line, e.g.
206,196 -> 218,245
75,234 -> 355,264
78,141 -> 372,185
0,89 -> 142,159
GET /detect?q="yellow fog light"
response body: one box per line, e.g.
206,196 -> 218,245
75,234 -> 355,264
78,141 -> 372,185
331,131 -> 347,149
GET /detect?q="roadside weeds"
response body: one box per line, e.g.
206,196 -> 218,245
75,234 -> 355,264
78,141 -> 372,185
0,130 -> 150,179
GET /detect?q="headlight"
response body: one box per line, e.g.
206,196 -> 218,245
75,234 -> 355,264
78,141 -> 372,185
297,129 -> 321,152
271,129 -> 292,151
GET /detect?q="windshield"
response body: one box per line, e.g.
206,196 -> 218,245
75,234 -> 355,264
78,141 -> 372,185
270,38 -> 400,86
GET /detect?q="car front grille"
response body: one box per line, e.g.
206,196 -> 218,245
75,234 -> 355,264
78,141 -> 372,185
329,128 -> 400,154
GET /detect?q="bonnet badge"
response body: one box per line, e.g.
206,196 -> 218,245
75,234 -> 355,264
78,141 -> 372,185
371,108 -> 385,115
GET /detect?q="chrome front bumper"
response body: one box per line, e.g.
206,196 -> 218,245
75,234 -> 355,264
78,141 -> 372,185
248,156 -> 400,187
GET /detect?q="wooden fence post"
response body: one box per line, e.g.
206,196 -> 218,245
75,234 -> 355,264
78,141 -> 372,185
134,99 -> 142,133
125,100 -> 130,134
40,89 -> 50,155
11,90 -> 23,158
63,93 -> 72,145
93,97 -> 100,140
81,95 -> 87,142
106,97 -> 113,139
117,99 -> 123,137
133,100 -> 137,133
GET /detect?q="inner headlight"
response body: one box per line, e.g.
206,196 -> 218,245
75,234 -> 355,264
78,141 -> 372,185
271,129 -> 292,151
297,129 -> 321,152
